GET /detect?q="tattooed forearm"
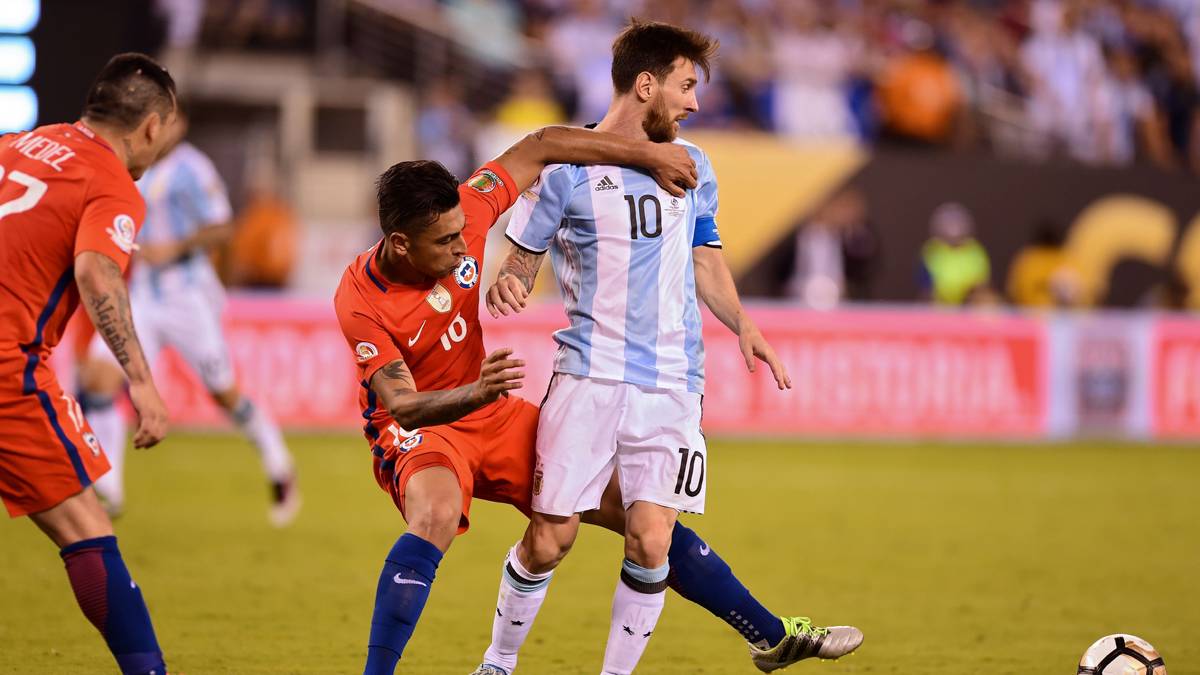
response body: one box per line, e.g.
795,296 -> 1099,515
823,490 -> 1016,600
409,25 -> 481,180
393,385 -> 481,429
500,248 -> 544,293
371,359 -> 483,430
75,251 -> 153,384
496,126 -> 562,165
89,293 -> 131,366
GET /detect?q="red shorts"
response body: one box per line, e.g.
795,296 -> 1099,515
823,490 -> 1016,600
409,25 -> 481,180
368,394 -> 538,535
0,352 -> 109,517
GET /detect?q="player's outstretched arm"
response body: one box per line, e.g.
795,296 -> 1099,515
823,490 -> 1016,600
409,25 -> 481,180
138,222 -> 233,265
692,246 -> 792,390
370,349 -> 525,430
75,251 -> 169,447
493,126 -> 697,197
486,246 -> 545,318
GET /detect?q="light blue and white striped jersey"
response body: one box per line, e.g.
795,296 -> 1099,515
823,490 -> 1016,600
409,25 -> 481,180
130,142 -> 232,298
506,138 -> 722,394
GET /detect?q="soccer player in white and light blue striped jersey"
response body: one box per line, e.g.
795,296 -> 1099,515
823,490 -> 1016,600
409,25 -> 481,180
83,108 -> 299,526
506,141 -> 717,395
470,20 -> 860,675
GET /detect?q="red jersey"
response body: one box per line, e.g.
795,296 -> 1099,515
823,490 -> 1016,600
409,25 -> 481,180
334,162 -> 519,432
0,123 -> 144,364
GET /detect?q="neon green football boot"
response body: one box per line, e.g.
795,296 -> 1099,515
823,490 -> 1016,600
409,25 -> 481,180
748,616 -> 863,672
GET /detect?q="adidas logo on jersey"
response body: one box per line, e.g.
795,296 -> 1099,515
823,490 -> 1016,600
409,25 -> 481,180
594,175 -> 619,191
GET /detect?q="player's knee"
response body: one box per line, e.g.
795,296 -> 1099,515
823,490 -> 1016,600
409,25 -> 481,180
404,500 -> 460,549
523,525 -> 575,572
624,520 -> 673,568
212,387 -> 242,413
30,489 -> 113,548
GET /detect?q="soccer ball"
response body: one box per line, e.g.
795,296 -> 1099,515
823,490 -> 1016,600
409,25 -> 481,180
1077,634 -> 1166,674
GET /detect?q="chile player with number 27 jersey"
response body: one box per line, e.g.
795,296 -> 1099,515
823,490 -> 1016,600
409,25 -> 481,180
0,54 -> 175,675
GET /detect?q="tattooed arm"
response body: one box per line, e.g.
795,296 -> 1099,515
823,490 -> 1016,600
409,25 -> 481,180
485,246 -> 546,318
493,126 -> 697,197
75,251 -> 168,447
370,349 -> 525,431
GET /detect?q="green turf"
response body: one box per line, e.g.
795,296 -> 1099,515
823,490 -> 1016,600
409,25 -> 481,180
1,433 -> 1197,674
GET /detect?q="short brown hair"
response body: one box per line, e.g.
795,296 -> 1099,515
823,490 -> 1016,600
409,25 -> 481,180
82,53 -> 176,131
611,20 -> 718,93
376,160 -> 460,235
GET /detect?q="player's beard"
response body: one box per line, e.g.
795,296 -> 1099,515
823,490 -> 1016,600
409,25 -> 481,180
642,93 -> 677,143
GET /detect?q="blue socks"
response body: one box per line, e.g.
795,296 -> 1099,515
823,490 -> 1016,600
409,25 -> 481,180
666,523 -> 786,648
60,536 -> 165,675
364,533 -> 443,675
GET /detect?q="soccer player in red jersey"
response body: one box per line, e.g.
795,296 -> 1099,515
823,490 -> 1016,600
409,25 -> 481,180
335,129 -> 698,673
335,127 -> 822,674
0,54 -> 176,675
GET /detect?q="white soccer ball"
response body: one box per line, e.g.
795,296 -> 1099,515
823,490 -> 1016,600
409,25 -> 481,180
1078,634 -> 1166,674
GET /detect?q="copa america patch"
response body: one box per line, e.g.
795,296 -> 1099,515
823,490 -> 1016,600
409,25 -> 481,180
426,283 -> 453,313
467,169 -> 503,193
355,341 -> 379,362
454,256 -> 480,289
106,214 -> 137,253
399,433 -> 424,452
83,432 -> 101,457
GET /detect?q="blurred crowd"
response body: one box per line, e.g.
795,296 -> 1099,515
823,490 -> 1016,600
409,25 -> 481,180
784,190 -> 1196,311
146,0 -> 1199,307
393,0 -> 1200,175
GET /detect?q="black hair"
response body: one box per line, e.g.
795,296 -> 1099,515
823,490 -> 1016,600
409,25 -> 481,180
82,53 -> 176,131
611,19 -> 718,93
376,160 -> 461,235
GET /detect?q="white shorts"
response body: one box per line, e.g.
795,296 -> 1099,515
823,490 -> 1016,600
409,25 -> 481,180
90,284 -> 235,393
532,374 -> 707,517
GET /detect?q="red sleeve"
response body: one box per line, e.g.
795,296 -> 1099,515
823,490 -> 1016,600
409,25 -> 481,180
458,161 -> 520,237
74,170 -> 146,272
334,287 -> 404,385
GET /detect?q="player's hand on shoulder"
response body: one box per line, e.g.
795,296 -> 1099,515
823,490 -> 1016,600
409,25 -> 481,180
739,327 -> 793,391
486,273 -> 530,318
474,348 -> 525,404
128,380 -> 169,448
647,143 -> 697,198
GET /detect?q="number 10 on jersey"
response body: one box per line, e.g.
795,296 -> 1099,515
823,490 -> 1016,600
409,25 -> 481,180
624,194 -> 662,240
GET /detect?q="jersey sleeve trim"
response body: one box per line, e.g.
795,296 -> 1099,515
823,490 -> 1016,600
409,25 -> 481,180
505,164 -> 572,254
505,232 -> 549,255
360,355 -> 395,388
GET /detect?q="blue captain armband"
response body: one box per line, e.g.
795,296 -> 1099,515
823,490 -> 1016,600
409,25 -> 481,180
693,216 -> 722,248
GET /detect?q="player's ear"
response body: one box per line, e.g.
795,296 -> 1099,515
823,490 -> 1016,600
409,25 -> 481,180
147,112 -> 163,142
635,71 -> 655,103
388,230 -> 410,256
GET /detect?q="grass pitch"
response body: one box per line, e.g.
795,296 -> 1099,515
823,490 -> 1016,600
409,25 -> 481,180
1,432 -> 1197,674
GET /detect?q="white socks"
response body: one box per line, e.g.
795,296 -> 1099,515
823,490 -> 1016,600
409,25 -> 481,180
88,397 -> 127,509
230,397 -> 293,482
601,559 -> 669,675
482,544 -> 554,673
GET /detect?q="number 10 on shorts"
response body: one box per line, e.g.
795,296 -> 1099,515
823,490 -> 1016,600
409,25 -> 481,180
674,448 -> 705,497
